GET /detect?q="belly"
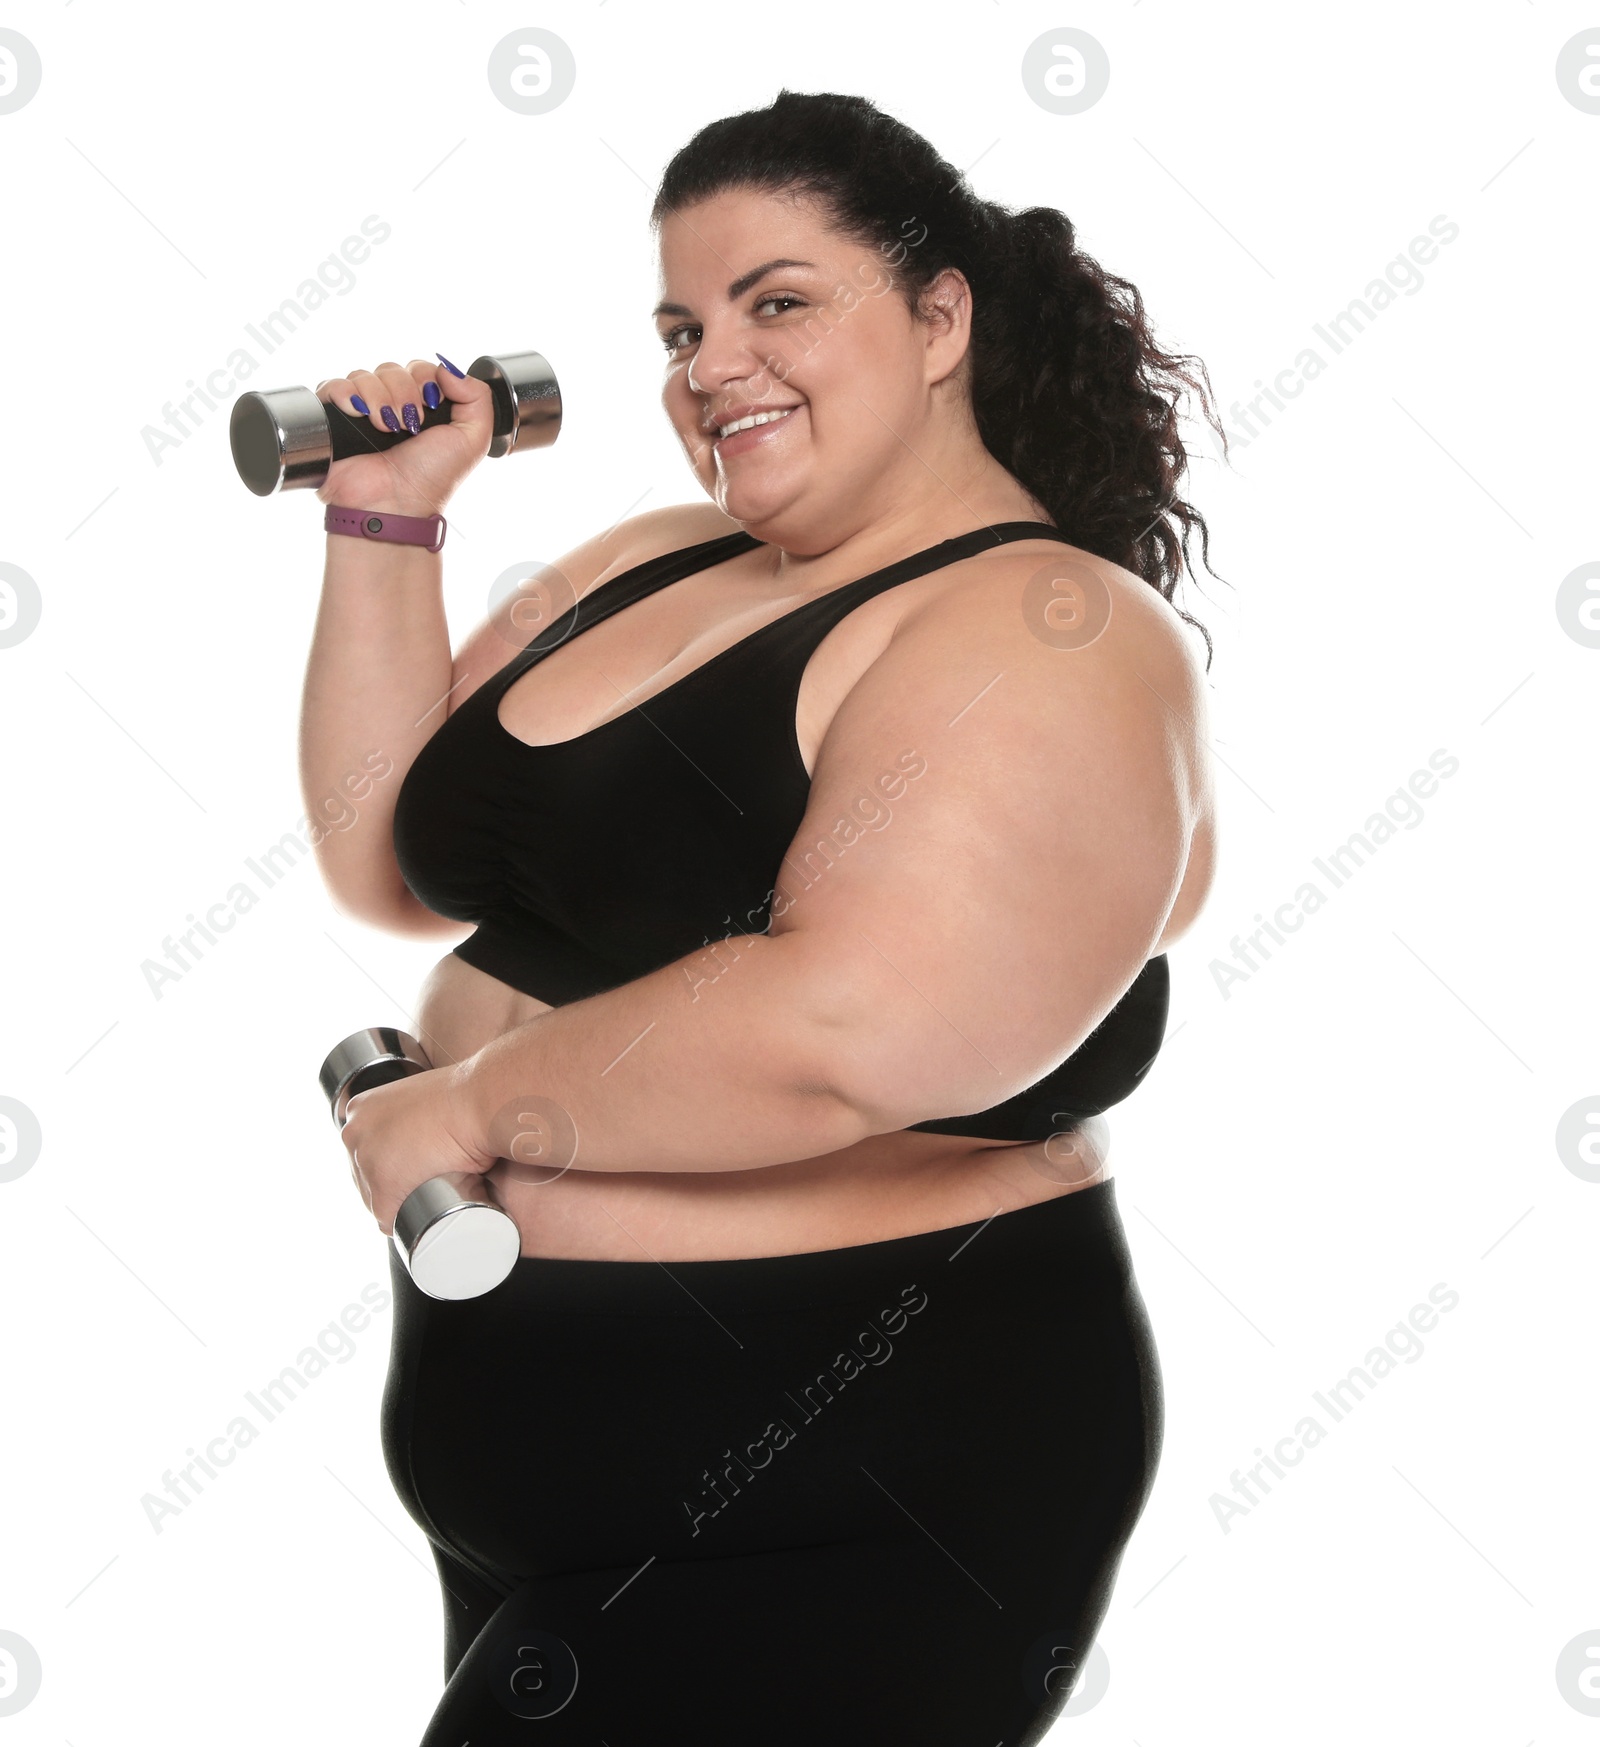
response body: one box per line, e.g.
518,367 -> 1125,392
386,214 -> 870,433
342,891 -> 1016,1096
414,951 -> 1111,1262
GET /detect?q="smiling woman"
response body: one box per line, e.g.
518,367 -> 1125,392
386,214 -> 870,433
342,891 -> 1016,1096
299,85 -> 1230,1744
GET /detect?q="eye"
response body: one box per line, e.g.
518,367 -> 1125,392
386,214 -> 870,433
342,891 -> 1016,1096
660,293 -> 809,355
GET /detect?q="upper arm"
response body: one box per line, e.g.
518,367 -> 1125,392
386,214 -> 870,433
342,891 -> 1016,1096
771,551 -> 1209,1132
446,501 -> 744,708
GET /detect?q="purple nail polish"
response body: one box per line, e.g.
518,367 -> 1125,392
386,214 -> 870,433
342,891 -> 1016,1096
436,352 -> 466,379
351,394 -> 370,416
422,381 -> 441,410
381,405 -> 401,432
402,402 -> 420,435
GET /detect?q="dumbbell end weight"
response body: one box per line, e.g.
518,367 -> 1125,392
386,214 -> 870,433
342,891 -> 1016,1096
318,1025 -> 522,1301
319,1025 -> 433,1123
232,349 -> 561,496
393,1176 -> 525,1302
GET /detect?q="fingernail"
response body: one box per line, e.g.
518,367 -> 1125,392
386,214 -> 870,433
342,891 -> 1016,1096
436,352 -> 466,379
351,395 -> 370,416
402,402 -> 421,435
422,381 -> 441,410
381,405 -> 401,432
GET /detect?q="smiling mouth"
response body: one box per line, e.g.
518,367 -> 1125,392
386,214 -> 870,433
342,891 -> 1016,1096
714,407 -> 799,440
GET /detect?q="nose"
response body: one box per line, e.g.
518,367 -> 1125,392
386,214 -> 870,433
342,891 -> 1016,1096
686,317 -> 784,410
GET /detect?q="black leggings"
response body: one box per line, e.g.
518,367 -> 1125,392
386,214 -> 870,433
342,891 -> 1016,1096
378,1177 -> 1162,1745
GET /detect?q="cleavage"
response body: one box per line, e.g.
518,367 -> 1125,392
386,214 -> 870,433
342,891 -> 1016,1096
495,555 -> 806,749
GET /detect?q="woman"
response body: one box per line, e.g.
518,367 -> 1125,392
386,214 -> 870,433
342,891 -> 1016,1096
303,89 -> 1223,1746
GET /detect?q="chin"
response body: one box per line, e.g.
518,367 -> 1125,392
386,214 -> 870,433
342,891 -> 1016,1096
712,482 -> 791,531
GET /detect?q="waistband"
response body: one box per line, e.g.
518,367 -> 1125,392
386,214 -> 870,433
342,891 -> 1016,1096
465,1178 -> 1131,1319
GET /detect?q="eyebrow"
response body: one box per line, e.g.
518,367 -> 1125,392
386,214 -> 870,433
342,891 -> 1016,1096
652,258 -> 817,321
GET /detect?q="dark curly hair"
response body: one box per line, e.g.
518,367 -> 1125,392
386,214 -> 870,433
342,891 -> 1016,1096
650,88 -> 1230,669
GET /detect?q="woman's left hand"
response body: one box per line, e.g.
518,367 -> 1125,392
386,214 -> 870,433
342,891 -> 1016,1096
337,1062 -> 493,1237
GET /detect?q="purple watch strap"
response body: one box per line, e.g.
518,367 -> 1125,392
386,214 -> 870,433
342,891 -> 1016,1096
324,503 -> 446,552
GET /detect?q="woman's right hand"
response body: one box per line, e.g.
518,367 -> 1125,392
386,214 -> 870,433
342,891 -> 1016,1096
313,355 -> 495,517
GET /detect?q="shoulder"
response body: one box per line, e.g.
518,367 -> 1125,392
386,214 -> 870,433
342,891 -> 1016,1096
901,536 -> 1203,684
882,535 -> 1214,816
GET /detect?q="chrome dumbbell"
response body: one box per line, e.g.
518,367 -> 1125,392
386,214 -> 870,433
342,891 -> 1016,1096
231,348 -> 561,495
319,1026 -> 522,1301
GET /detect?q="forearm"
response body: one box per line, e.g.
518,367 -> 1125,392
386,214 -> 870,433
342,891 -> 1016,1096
455,931 -> 875,1174
297,526 -> 449,912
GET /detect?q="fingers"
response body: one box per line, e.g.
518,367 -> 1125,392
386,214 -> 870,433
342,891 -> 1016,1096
317,374 -> 363,418
316,367 -> 390,433
371,360 -> 425,435
316,353 -> 491,447
318,360 -> 444,435
406,357 -> 446,415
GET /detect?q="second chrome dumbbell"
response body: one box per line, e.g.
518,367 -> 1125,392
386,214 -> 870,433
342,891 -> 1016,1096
319,1026 -> 523,1301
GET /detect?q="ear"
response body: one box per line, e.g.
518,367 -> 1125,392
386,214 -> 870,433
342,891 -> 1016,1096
918,266 -> 973,387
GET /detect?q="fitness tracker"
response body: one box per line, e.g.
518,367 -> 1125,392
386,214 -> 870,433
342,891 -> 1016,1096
324,503 -> 447,553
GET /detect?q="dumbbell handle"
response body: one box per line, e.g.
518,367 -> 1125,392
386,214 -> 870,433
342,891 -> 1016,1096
323,390 -> 479,461
319,1026 -> 523,1301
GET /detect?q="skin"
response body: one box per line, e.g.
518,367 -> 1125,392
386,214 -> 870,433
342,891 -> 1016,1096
308,187 -> 1217,1259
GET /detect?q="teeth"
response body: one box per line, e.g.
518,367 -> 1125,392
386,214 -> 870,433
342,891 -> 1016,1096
717,407 -> 796,439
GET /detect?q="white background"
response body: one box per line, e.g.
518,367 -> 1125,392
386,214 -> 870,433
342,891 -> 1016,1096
1,2 -> 1595,1741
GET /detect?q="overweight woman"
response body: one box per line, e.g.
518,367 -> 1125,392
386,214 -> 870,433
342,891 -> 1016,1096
300,89 -> 1223,1746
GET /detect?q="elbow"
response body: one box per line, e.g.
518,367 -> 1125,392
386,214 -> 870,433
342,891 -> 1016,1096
788,981 -> 974,1139
322,869 -> 469,942
768,935 -> 926,1141
808,1056 -> 987,1140
816,1054 -> 1001,1139
786,945 -> 1094,1139
818,1039 -> 1050,1141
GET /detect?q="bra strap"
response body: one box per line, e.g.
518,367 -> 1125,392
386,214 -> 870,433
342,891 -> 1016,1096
763,519 -> 1075,621
505,520 -> 1069,679
519,531 -> 761,662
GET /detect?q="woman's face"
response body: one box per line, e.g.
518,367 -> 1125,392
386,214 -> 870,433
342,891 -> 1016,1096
653,186 -> 969,547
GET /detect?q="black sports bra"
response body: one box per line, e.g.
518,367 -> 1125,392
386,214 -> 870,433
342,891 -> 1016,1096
392,520 -> 1169,1141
